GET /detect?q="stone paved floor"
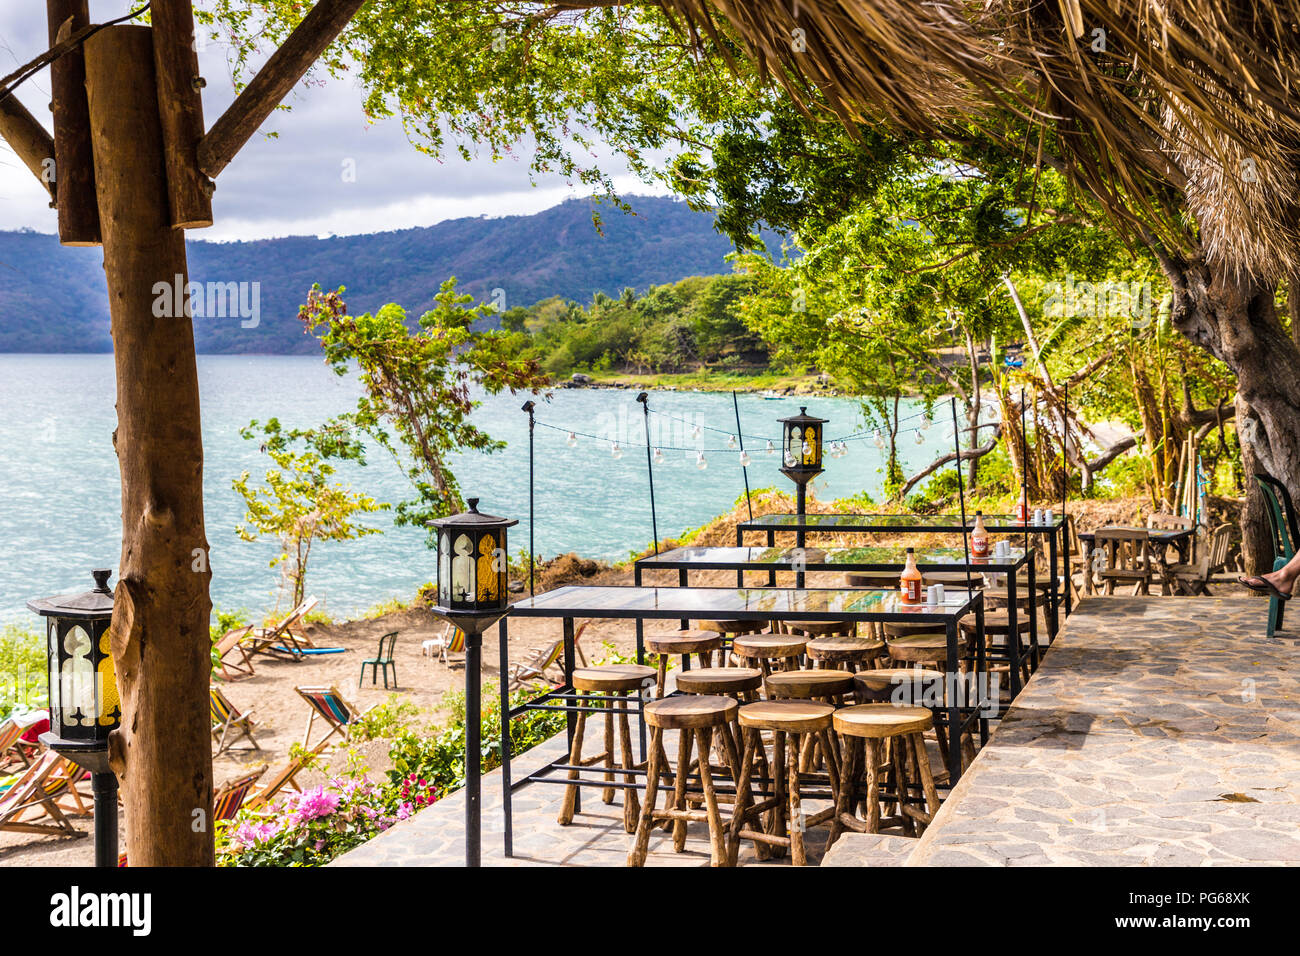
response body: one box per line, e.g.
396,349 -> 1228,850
909,596 -> 1300,866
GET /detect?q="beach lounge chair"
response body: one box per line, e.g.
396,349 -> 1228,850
213,627 -> 256,680
507,623 -> 590,690
210,686 -> 261,756
295,685 -> 374,750
238,596 -> 321,661
0,718 -> 36,772
424,623 -> 465,665
359,631 -> 399,689
0,750 -> 81,837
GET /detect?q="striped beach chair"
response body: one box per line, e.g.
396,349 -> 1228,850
0,718 -> 36,772
0,750 -> 80,837
243,740 -> 331,811
295,685 -> 374,750
507,623 -> 590,690
210,686 -> 261,756
425,623 -> 466,664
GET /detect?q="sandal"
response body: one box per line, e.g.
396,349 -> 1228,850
1238,575 -> 1292,601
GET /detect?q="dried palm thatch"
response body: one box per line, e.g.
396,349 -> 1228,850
655,0 -> 1300,280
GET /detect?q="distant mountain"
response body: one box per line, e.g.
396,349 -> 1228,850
0,196 -> 735,354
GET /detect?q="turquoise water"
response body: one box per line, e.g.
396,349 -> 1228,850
0,355 -> 954,623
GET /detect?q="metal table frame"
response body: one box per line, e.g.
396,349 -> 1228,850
494,584 -> 988,859
736,513 -> 1069,637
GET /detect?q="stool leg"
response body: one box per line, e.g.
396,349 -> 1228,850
726,726 -> 758,865
891,737 -> 914,836
599,695 -> 617,804
912,731 -> 941,829
788,731 -> 807,866
696,727 -> 730,866
672,728 -> 694,853
628,726 -> 663,867
617,694 -> 639,832
655,656 -> 668,699
865,738 -> 882,832
557,708 -> 588,825
770,731 -> 787,858
828,735 -> 859,845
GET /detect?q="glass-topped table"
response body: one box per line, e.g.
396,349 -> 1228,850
736,512 -> 1069,637
494,585 -> 991,857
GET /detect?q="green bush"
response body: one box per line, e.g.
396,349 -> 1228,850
0,624 -> 46,720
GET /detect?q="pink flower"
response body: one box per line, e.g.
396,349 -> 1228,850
397,802 -> 414,820
291,785 -> 340,822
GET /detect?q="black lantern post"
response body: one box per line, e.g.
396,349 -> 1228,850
428,498 -> 517,867
778,407 -> 828,559
27,568 -> 120,867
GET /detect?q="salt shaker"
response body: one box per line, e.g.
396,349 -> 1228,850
1032,508 -> 1043,525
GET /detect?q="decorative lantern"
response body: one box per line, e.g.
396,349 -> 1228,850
27,569 -> 119,751
431,498 -> 517,619
778,406 -> 827,486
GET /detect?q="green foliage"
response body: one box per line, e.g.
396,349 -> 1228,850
299,280 -> 549,541
349,695 -> 421,743
233,418 -> 387,606
0,624 -> 45,720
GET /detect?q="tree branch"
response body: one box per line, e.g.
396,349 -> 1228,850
899,435 -> 998,497
0,94 -> 54,198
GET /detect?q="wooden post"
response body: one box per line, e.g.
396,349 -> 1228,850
84,24 -> 214,867
45,0 -> 99,244
151,0 -> 213,228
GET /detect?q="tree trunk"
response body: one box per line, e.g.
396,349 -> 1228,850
1159,246 -> 1300,573
85,25 -> 214,867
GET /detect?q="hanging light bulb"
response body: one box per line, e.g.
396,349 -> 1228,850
765,439 -> 776,455
873,429 -> 885,450
914,429 -> 925,445
739,450 -> 751,468
696,451 -> 708,470
691,424 -> 702,441
727,434 -> 738,450
784,451 -> 797,468
610,442 -> 623,459
653,447 -> 665,465
566,431 -> 578,447
922,414 -> 933,431
838,441 -> 849,457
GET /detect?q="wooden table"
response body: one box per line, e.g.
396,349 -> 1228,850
735,512 -> 1069,637
495,584 -> 988,858
1077,526 -> 1195,595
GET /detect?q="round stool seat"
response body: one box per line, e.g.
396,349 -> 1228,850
644,694 -> 738,730
643,631 -> 723,656
959,614 -> 1030,635
782,619 -> 856,637
887,633 -> 966,664
882,620 -> 946,639
806,636 -> 885,664
572,664 -> 658,693
833,703 -> 933,738
844,571 -> 898,588
738,699 -> 834,734
922,571 -> 980,586
732,633 -> 808,659
696,619 -> 764,635
855,668 -> 948,704
765,668 -> 855,699
674,666 -> 764,695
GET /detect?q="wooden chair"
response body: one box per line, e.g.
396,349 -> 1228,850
244,739 -> 333,810
213,628 -> 255,681
424,623 -> 466,665
1170,524 -> 1233,595
295,685 -> 375,750
0,717 -> 38,772
236,596 -> 321,661
829,703 -> 941,841
642,630 -> 722,698
507,623 -> 589,690
1093,527 -> 1156,595
359,631 -> 399,689
0,751 -> 81,837
210,686 -> 261,756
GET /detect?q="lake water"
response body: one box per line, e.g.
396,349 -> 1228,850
0,355 -> 954,623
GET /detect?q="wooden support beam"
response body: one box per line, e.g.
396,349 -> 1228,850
0,94 -> 55,200
197,0 -> 365,179
46,0 -> 100,245
84,23 -> 214,868
151,0 -> 213,229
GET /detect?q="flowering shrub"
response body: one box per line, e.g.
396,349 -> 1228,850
218,776 -> 403,867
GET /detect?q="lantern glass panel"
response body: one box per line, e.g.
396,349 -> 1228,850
438,531 -> 451,604
452,533 -> 475,602
476,532 -> 498,602
58,623 -> 97,730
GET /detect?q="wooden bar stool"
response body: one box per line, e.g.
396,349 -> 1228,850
883,625 -> 968,672
960,612 -> 1031,691
558,664 -> 656,833
854,669 -> 975,778
675,666 -> 765,777
695,619 -> 765,664
806,635 -> 885,672
829,703 -> 941,841
731,633 -> 808,675
643,630 -> 723,698
628,695 -> 741,867
779,618 -> 857,638
765,668 -> 855,774
728,699 -> 838,866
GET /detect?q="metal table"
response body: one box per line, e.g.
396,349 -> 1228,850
736,512 -> 1069,637
495,584 -> 987,858
1077,526 -> 1195,595
633,544 -> 1038,696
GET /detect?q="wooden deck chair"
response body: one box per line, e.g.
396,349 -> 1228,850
210,686 -> 261,756
243,738 -> 332,810
0,718 -> 36,772
48,757 -> 92,817
295,685 -> 374,750
507,623 -> 590,690
426,623 -> 466,664
213,627 -> 256,680
1094,527 -> 1157,595
240,596 -> 319,661
0,751 -> 81,837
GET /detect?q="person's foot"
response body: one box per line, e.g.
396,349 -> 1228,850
1238,574 -> 1293,600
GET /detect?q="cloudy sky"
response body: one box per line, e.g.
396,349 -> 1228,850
0,4 -> 666,241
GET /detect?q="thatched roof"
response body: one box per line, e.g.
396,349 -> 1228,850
658,0 -> 1300,280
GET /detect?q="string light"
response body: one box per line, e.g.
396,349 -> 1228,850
696,451 -> 708,470
922,414 -> 933,431
610,442 -> 623,459
653,447 -> 665,465
691,424 -> 702,441
801,440 -> 813,458
872,429 -> 885,450
727,434 -> 738,450
566,431 -> 577,447
914,429 -> 925,445
784,451 -> 797,467
766,440 -> 776,455
739,450 -> 751,467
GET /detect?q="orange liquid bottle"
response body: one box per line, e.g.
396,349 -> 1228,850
900,548 -> 923,604
971,511 -> 990,558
